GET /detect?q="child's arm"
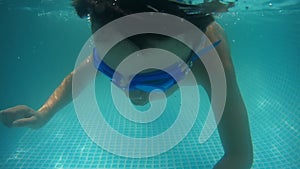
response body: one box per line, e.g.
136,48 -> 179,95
0,55 -> 96,129
209,22 -> 253,169
194,22 -> 253,168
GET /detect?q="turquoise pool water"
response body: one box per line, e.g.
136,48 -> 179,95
0,0 -> 299,168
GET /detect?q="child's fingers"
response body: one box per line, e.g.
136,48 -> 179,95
12,117 -> 35,127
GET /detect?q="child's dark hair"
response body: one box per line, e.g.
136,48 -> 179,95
72,0 -> 128,18
71,0 -> 93,18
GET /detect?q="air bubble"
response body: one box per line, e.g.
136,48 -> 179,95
268,3 -> 273,7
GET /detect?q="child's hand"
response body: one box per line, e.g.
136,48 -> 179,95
0,105 -> 49,129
